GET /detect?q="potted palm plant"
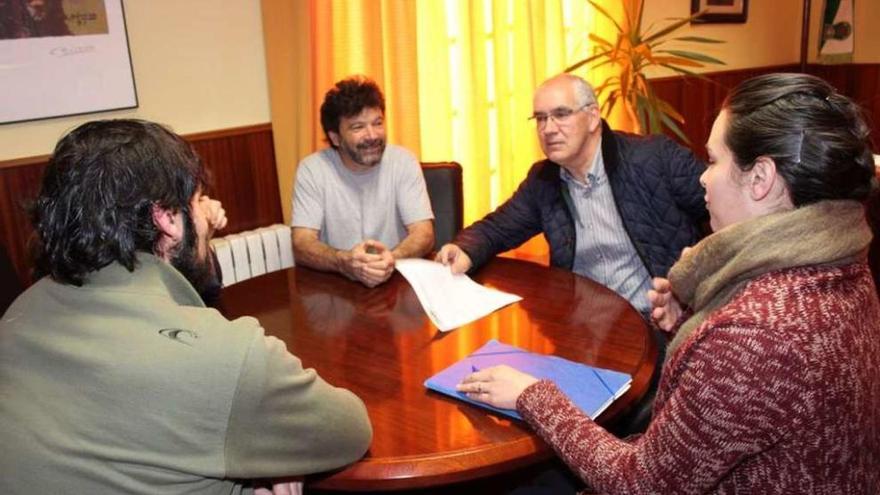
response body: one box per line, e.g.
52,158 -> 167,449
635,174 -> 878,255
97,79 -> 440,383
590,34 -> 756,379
565,0 -> 725,141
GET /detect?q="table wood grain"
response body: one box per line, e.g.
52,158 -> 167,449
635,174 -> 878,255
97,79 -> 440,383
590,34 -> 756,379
220,257 -> 656,491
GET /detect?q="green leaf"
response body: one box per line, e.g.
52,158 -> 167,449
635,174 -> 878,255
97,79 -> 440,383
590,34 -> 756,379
587,0 -> 623,35
621,0 -> 633,33
652,56 -> 705,68
635,0 -> 645,38
641,16 -> 694,44
644,86 -> 664,134
660,113 -> 690,143
657,99 -> 685,123
588,33 -> 613,49
564,49 -> 612,73
594,80 -> 615,98
602,93 -> 619,118
634,95 -> 649,134
590,58 -> 617,71
672,36 -> 725,44
650,109 -> 663,135
642,16 -> 690,38
658,63 -> 704,78
655,49 -> 725,65
640,19 -> 662,39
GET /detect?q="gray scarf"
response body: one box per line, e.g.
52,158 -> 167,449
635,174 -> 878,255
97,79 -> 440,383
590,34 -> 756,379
666,200 -> 871,360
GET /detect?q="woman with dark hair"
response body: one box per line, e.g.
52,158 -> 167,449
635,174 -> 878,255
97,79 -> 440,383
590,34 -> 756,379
456,73 -> 880,494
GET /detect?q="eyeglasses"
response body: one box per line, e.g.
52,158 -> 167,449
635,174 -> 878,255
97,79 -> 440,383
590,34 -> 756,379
528,102 -> 595,129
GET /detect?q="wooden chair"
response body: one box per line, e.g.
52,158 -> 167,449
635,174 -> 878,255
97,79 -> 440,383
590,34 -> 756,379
421,162 -> 464,252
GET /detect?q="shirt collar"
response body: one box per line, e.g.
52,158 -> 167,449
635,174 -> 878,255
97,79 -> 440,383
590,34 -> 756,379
560,140 -> 605,188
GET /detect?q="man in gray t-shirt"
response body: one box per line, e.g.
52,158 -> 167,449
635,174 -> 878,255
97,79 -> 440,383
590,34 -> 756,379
292,76 -> 434,287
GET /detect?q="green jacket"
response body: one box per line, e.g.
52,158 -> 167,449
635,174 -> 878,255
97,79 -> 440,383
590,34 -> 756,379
0,254 -> 372,494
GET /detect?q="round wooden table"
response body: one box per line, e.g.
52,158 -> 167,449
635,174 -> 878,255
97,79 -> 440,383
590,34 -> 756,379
220,257 -> 656,491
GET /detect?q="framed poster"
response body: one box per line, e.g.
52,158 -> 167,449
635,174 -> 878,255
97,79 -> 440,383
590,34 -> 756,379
691,0 -> 749,24
819,0 -> 854,64
0,0 -> 138,124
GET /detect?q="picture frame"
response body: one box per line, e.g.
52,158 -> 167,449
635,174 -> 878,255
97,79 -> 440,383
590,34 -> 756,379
0,0 -> 138,125
691,0 -> 749,24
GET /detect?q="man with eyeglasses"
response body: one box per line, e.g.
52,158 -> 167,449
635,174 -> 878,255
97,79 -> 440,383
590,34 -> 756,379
437,73 -> 706,313
436,73 -> 707,433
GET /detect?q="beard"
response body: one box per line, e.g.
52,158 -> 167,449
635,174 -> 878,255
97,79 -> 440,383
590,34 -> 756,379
169,210 -> 220,304
339,137 -> 385,168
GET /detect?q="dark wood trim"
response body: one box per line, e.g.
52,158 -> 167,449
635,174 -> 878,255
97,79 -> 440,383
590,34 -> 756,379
0,154 -> 52,171
0,123 -> 281,287
650,63 -> 800,84
0,123 -> 275,170
801,0 -> 812,72
184,122 -> 273,142
650,63 -> 880,154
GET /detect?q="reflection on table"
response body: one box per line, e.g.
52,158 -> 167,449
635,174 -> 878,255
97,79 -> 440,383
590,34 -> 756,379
220,257 -> 656,491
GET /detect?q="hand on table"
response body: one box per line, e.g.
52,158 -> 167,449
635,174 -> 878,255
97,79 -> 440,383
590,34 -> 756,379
456,365 -> 539,410
434,243 -> 472,274
343,240 -> 395,288
254,481 -> 302,495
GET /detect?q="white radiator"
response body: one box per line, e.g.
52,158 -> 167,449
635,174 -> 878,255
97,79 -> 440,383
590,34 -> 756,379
210,224 -> 294,287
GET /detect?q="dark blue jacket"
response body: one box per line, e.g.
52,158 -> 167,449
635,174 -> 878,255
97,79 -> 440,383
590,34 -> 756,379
455,121 -> 708,278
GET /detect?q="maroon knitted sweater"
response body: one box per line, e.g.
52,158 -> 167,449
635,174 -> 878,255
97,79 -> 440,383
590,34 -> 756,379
517,263 -> 880,494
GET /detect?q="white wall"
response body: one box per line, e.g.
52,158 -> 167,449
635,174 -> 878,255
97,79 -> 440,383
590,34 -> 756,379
640,0 -> 804,78
639,0 -> 880,73
0,0 -> 270,161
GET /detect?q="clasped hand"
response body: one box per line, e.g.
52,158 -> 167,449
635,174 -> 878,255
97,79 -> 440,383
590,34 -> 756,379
343,240 -> 394,288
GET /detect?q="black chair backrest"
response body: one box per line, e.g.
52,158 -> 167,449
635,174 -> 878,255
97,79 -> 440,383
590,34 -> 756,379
0,244 -> 23,315
421,162 -> 464,252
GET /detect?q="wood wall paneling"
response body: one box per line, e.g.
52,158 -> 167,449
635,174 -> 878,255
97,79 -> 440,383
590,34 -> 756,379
806,64 -> 880,150
651,63 -> 880,153
0,124 -> 281,288
651,64 -> 802,155
188,124 -> 283,234
0,162 -> 46,285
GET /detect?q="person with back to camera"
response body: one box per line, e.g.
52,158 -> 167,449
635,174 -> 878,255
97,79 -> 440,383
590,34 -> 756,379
455,73 -> 880,494
0,119 -> 372,495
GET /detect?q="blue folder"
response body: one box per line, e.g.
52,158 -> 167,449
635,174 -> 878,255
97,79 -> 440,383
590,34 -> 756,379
424,339 -> 632,420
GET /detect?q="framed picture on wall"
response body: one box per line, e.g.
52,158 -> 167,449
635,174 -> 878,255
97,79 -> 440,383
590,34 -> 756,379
0,0 -> 138,125
691,0 -> 749,24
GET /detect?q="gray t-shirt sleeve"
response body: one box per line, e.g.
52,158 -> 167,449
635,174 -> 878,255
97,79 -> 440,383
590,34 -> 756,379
291,160 -> 324,230
395,150 -> 434,226
224,330 -> 372,478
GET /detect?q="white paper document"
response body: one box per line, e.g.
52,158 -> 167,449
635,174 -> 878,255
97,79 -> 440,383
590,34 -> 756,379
395,258 -> 523,332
